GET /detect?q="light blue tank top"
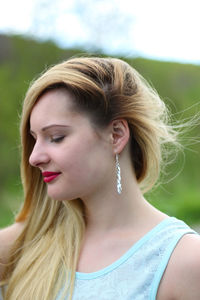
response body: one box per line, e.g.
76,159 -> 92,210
56,217 -> 197,300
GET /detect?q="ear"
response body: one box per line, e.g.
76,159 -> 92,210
110,119 -> 130,154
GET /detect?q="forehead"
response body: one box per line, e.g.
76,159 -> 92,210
33,88 -> 74,113
30,89 -> 76,124
29,88 -> 99,135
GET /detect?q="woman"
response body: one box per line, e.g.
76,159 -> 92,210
0,57 -> 200,300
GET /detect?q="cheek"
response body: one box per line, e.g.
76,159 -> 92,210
59,138 -> 112,181
56,137 -> 92,168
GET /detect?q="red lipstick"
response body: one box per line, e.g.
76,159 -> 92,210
42,171 -> 61,183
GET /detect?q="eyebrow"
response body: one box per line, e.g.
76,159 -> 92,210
30,124 -> 70,135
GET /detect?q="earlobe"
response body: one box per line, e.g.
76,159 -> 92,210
111,119 -> 130,154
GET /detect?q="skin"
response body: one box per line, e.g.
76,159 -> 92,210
1,88 -> 200,298
29,88 -> 166,225
29,89 -> 116,202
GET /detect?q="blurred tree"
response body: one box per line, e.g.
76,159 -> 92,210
0,35 -> 13,62
29,0 -> 135,54
30,0 -> 62,41
72,0 -> 135,53
0,34 -> 200,227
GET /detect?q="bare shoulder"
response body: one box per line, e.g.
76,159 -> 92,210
0,222 -> 26,278
157,233 -> 200,300
0,222 -> 25,247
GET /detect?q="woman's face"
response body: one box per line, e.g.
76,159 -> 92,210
29,89 -> 114,201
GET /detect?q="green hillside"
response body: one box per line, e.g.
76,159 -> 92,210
0,34 -> 200,227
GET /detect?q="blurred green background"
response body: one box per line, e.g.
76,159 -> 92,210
0,34 -> 200,228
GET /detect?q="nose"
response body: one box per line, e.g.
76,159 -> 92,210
29,140 -> 50,167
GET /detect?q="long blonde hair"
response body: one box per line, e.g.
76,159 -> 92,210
1,57 -> 178,299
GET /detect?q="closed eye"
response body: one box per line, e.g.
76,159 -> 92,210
51,136 -> 65,143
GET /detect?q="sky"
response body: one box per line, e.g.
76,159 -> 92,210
0,0 -> 200,64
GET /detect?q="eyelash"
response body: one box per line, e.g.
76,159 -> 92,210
51,136 -> 65,143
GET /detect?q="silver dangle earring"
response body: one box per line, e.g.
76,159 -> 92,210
115,154 -> 122,194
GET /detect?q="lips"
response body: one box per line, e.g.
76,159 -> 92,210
42,171 -> 61,183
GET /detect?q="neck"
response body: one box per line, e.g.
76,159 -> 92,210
80,150 -> 167,235
81,176 -> 162,234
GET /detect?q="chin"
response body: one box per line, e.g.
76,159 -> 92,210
48,190 -> 76,202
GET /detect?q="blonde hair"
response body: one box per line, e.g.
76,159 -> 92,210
1,57 -> 178,299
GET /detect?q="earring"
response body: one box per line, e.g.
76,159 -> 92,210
115,154 -> 122,194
